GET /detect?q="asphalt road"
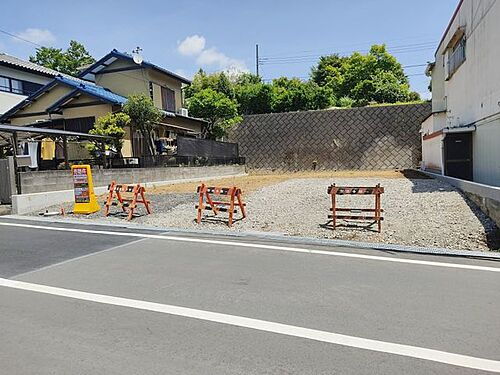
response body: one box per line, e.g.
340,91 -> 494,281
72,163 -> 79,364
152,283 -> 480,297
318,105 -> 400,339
0,217 -> 499,374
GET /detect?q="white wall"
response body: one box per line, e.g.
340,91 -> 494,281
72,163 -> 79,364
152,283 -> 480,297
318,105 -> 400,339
421,115 -> 444,173
0,91 -> 25,114
438,0 -> 500,127
429,0 -> 500,186
0,65 -> 52,115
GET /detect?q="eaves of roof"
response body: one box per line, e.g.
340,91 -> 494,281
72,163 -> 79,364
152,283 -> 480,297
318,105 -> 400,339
77,49 -> 191,85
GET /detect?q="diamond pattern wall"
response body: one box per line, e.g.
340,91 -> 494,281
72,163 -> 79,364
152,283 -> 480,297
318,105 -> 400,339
228,103 -> 431,171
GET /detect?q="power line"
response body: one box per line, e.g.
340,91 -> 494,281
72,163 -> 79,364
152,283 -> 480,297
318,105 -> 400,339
260,41 -> 437,62
0,28 -> 44,48
258,42 -> 437,66
260,33 -> 438,58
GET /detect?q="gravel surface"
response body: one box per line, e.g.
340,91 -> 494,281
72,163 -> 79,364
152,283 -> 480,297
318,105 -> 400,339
37,177 -> 498,251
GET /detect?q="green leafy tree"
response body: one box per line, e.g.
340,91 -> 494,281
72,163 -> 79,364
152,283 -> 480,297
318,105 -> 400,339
311,54 -> 347,89
233,73 -> 272,114
187,88 -> 241,139
86,112 -> 130,157
123,93 -> 163,156
270,77 -> 333,113
185,70 -> 234,99
30,40 -> 95,76
338,96 -> 355,108
311,44 -> 417,106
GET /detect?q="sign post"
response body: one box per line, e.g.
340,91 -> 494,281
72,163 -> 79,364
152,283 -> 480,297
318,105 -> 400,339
71,164 -> 100,214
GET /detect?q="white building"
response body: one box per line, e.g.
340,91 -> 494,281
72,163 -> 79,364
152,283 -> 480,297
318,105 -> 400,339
421,0 -> 500,187
0,53 -> 71,115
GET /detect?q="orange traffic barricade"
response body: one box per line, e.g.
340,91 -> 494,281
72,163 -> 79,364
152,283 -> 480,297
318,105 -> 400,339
196,183 -> 246,227
104,181 -> 152,221
327,183 -> 384,232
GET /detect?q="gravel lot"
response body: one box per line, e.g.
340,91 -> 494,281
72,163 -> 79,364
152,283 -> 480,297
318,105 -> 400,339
46,176 -> 499,251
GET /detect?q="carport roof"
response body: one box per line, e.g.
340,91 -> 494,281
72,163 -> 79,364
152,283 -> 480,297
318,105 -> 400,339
0,123 -> 113,147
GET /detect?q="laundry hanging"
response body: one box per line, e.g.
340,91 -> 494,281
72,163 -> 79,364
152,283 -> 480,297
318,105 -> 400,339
27,142 -> 38,169
41,138 -> 55,160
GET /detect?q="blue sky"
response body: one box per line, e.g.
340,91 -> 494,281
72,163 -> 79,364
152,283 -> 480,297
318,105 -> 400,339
1,0 -> 458,98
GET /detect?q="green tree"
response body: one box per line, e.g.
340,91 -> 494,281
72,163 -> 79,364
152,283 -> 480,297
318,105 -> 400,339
86,112 -> 130,157
233,73 -> 272,114
311,44 -> 417,106
30,40 -> 95,76
270,77 -> 333,113
185,70 -> 234,99
338,96 -> 355,108
187,88 -> 241,139
123,93 -> 163,156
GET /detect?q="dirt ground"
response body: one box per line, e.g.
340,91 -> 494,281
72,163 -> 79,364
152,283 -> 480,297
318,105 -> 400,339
148,170 -> 409,194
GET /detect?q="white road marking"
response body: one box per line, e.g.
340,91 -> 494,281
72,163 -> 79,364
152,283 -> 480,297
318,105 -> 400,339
0,222 -> 499,273
1,277 -> 499,373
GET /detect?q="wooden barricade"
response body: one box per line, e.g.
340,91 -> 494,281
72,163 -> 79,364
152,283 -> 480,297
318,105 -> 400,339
196,183 -> 246,227
327,183 -> 384,232
104,181 -> 152,221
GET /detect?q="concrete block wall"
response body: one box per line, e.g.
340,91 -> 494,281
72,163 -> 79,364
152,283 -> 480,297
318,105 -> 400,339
19,165 -> 246,194
12,165 -> 246,214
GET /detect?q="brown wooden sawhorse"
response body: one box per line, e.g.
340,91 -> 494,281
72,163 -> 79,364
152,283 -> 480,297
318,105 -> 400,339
327,183 -> 384,232
104,181 -> 152,221
196,183 -> 246,227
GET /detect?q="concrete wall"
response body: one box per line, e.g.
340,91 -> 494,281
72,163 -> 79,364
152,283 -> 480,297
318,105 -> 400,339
229,103 -> 431,171
421,170 -> 500,228
19,165 -> 246,194
12,164 -> 246,214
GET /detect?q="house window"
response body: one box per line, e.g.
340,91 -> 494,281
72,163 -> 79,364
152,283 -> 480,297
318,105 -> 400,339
161,87 -> 176,112
447,35 -> 466,78
0,75 -> 43,95
0,77 -> 10,92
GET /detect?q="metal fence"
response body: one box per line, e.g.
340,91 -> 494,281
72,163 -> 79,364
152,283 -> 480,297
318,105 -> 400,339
177,136 -> 239,158
135,155 -> 245,168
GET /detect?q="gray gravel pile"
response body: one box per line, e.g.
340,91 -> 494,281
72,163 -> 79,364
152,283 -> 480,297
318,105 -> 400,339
37,177 -> 498,251
39,192 -> 196,224
138,177 -> 498,251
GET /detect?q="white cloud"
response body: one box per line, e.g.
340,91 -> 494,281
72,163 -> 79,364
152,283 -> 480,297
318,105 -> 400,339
14,28 -> 56,46
197,47 -> 248,73
177,35 -> 206,56
177,34 -> 248,74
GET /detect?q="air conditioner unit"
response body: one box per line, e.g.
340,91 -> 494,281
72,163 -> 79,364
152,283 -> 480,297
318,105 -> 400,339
178,108 -> 189,117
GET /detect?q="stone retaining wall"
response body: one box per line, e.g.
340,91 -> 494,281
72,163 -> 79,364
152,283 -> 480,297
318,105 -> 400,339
229,103 -> 431,171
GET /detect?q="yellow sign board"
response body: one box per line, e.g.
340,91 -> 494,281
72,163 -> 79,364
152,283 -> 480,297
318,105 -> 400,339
71,165 -> 100,214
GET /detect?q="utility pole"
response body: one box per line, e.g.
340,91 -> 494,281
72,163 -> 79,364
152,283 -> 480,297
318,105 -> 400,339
255,44 -> 259,77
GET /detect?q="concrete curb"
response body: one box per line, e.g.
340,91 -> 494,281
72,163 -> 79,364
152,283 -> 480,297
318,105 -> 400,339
4,214 -> 500,260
